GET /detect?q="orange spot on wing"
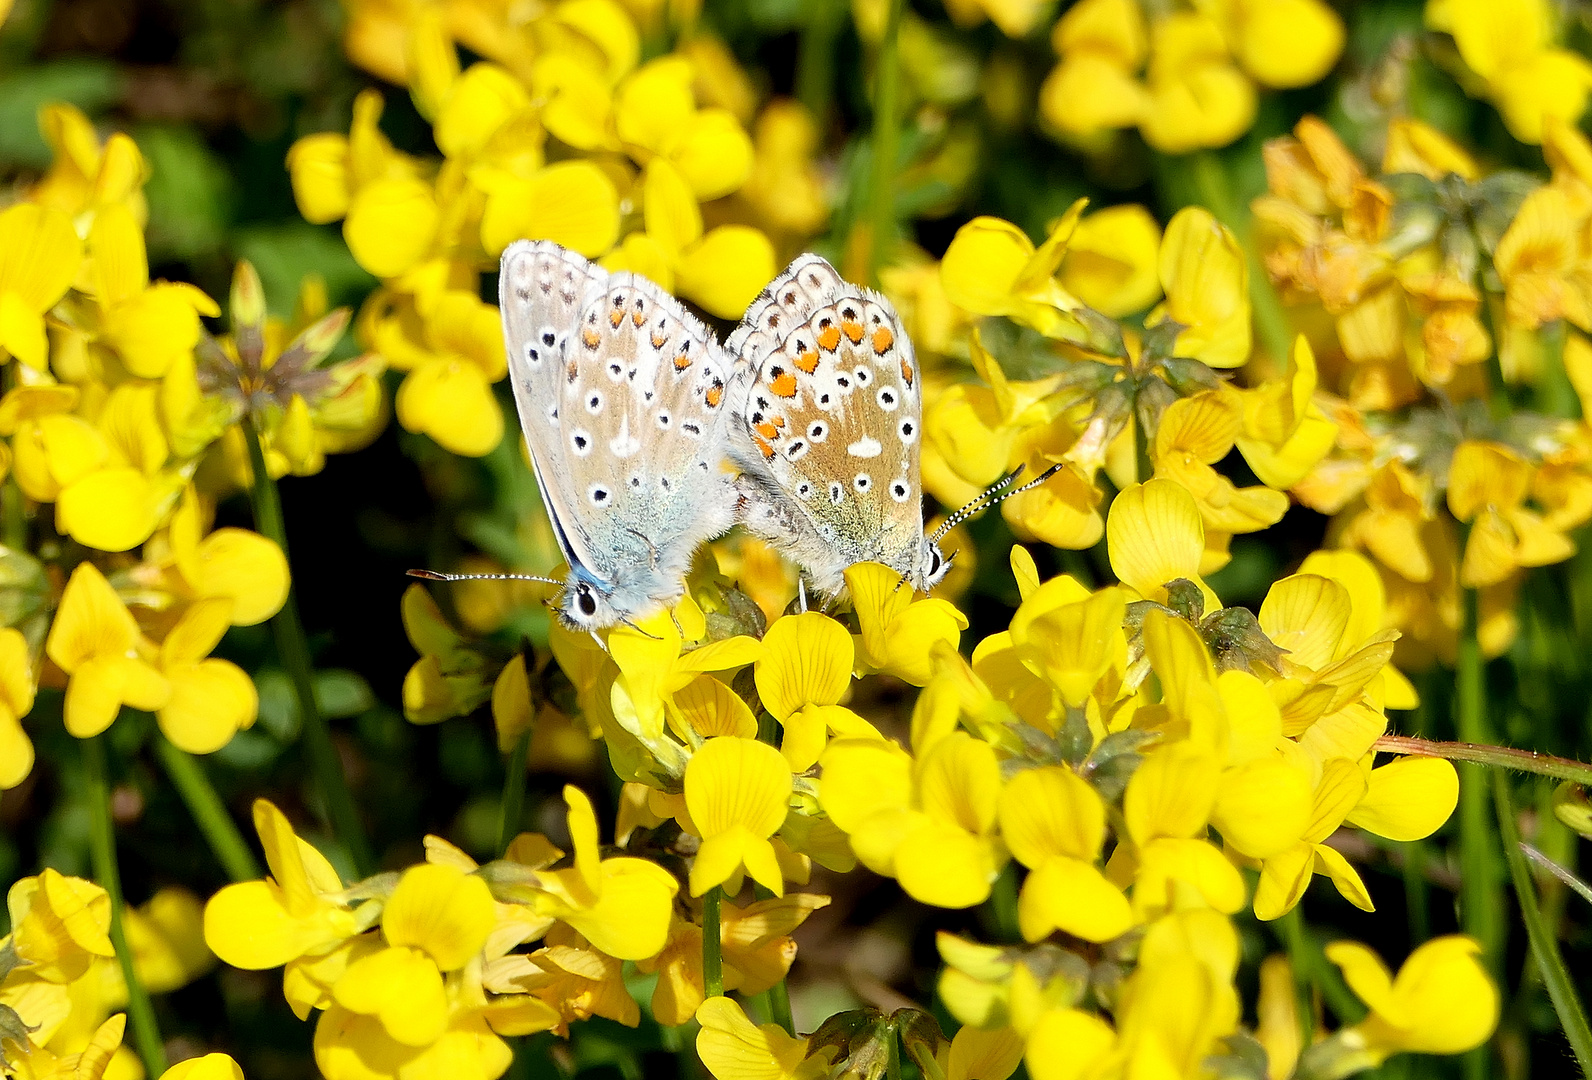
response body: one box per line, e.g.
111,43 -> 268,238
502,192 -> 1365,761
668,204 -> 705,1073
754,421 -> 779,440
795,349 -> 819,374
631,309 -> 645,327
817,325 -> 841,351
581,328 -> 602,348
609,310 -> 624,328
706,384 -> 724,408
872,326 -> 894,353
770,372 -> 798,397
842,319 -> 864,344
900,357 -> 915,386
754,434 -> 776,459
652,331 -> 669,348
773,415 -> 786,428
673,354 -> 692,370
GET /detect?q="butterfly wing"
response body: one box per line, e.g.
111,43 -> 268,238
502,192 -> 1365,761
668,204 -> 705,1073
501,240 -> 606,579
729,256 -> 925,595
502,241 -> 737,624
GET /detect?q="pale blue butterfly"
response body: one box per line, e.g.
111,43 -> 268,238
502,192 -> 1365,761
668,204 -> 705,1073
481,240 -> 737,630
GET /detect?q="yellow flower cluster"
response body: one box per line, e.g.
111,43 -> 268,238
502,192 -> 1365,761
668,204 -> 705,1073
1039,0 -> 1345,154
0,106 -> 369,789
926,201 -> 1333,571
1255,115 -> 1592,660
288,1 -> 825,457
1,869 -> 218,1080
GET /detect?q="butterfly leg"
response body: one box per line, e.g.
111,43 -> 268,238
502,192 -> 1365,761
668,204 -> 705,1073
797,575 -> 809,614
624,527 -> 662,571
588,629 -> 609,653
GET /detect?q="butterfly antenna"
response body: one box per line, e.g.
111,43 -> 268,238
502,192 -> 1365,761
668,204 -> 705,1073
407,568 -> 563,586
928,462 -> 1066,543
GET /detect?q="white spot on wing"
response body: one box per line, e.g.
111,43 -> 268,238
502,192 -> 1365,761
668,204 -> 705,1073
848,436 -> 882,458
610,413 -> 641,458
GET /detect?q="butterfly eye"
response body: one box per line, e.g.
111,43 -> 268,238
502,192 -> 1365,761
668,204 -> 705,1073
576,584 -> 598,617
928,548 -> 942,576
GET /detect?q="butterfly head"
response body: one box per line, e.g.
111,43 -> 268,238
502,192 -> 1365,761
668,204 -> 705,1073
919,539 -> 953,591
557,573 -> 617,629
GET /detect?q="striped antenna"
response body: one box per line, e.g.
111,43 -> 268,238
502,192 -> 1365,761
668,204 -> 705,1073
407,569 -> 563,586
928,462 -> 1066,543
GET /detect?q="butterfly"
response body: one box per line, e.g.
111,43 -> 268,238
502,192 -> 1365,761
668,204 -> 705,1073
495,240 -> 738,629
725,254 -> 955,598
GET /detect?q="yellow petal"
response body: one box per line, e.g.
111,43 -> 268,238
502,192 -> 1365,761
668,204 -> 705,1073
1344,756 -> 1458,841
676,226 -> 777,320
755,613 -> 854,722
381,863 -> 496,971
286,133 -> 351,224
1153,205 -> 1251,368
998,765 -> 1105,866
1124,742 -> 1219,844
396,358 -> 505,457
159,658 -> 258,755
1211,758 -> 1313,859
1024,1008 -> 1116,1080
695,996 -> 814,1080
46,561 -> 138,672
343,177 -> 439,279
57,468 -> 163,553
1018,857 -> 1134,943
685,736 -> 792,841
189,528 -> 291,626
478,160 -> 620,258
1107,479 -> 1207,600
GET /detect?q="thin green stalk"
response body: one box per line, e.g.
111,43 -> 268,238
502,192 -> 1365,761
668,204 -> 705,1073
985,863 -> 1020,943
866,0 -> 905,286
84,735 -> 167,1078
1277,908 -> 1316,1053
497,726 -> 533,856
796,0 -> 843,124
1133,412 -> 1153,485
1374,735 -> 1592,786
153,735 -> 261,882
753,883 -> 796,1035
886,1025 -> 902,1080
1522,843 -> 1592,908
702,886 -> 724,998
1279,907 -> 1365,1030
242,414 -> 373,877
1495,772 -> 1592,1074
1457,586 -> 1502,1080
1186,150 -> 1293,364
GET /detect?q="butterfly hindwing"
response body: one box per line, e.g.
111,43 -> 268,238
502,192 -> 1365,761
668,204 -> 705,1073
729,256 -> 928,595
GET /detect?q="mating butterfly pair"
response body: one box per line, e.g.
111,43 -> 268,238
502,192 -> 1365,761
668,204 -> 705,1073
494,241 -> 959,630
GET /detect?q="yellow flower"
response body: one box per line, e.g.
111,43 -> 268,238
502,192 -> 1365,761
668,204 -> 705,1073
30,103 -> 148,231
1153,390 -> 1287,534
518,785 -> 678,960
1059,204 -> 1163,317
6,870 -> 114,983
695,996 -> 830,1080
0,1014 -> 125,1080
0,626 -> 39,790
286,90 -> 439,280
1146,206 -> 1251,369
159,1054 -> 246,1080
754,612 -> 879,770
45,563 -> 170,739
821,731 -> 1004,908
1325,936 -> 1498,1063
1234,335 -> 1339,490
389,291 -> 507,457
1119,741 -> 1246,917
0,203 -> 82,370
86,203 -> 219,379
998,766 -> 1132,943
203,799 -> 360,971
332,863 -> 495,1047
613,57 -> 754,201
1447,440 -> 1574,587
846,562 -> 969,686
684,736 -> 793,897
152,597 -> 260,754
607,599 -> 764,745
1430,0 -> 1592,143
742,99 -> 829,239
940,203 -> 1090,340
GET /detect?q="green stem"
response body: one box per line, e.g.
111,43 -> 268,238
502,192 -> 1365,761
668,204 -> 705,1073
1186,150 -> 1293,364
866,0 -> 905,286
1277,908 -> 1316,1054
985,862 -> 1020,943
497,726 -> 533,856
242,414 -> 372,877
1133,410 -> 1153,485
702,886 -> 724,998
796,0 -> 842,125
1457,586 -> 1502,1080
753,883 -> 796,1035
1373,735 -> 1592,786
1278,907 -> 1365,1028
153,735 -> 261,882
1495,772 -> 1592,1074
885,1018 -> 903,1080
84,735 -> 167,1078
1522,842 -> 1592,908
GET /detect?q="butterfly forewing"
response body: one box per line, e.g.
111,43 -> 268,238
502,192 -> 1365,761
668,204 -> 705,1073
501,241 -> 736,626
729,256 -> 925,594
